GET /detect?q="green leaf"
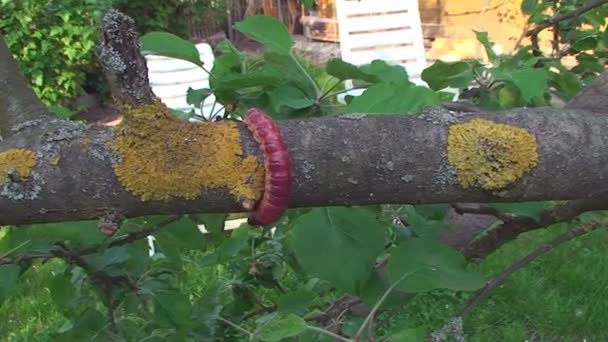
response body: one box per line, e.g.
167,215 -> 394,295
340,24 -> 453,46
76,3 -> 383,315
209,52 -> 242,90
402,206 -> 447,238
50,271 -> 73,310
572,32 -> 598,52
348,82 -> 440,114
140,31 -> 202,66
215,39 -> 241,56
154,216 -> 206,263
269,83 -> 316,113
359,60 -> 411,85
358,268 -> 413,308
521,0 -> 537,14
154,292 -> 193,331
325,58 -> 379,83
213,71 -> 283,103
200,227 -> 249,266
49,105 -> 77,119
290,207 -> 386,293
262,52 -> 319,97
550,69 -> 582,100
0,264 -> 19,304
509,68 -> 548,102
421,60 -> 475,90
496,83 -> 521,108
489,201 -> 552,221
1,221 -> 105,256
573,53 -> 604,74
277,291 -> 316,315
233,15 -> 293,54
186,88 -> 213,106
388,238 -> 486,292
84,245 -> 132,273
170,109 -> 195,121
492,68 -> 548,102
256,314 -> 308,341
475,31 -> 498,62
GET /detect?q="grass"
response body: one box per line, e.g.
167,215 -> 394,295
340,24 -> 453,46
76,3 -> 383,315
0,261 -> 64,342
377,224 -> 608,341
2,224 -> 608,340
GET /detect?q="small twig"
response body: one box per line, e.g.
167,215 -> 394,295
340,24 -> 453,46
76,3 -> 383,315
459,219 -> 605,320
354,267 -> 425,341
511,22 -> 533,52
551,23 -> 560,56
318,80 -> 342,102
0,216 -> 181,266
451,203 -> 500,217
526,0 -> 608,37
242,305 -> 277,320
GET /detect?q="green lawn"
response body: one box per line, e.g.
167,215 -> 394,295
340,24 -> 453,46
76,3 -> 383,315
379,224 -> 608,341
2,225 -> 607,341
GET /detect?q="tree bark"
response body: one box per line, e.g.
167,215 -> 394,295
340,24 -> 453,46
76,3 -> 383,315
0,34 -> 51,139
2,106 -> 608,226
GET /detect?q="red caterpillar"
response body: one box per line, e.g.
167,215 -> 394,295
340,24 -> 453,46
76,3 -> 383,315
244,108 -> 292,225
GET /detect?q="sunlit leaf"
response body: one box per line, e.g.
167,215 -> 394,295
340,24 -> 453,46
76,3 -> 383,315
233,15 -> 292,54
389,238 -> 486,292
140,31 -> 202,66
291,207 -> 386,293
256,314 -> 308,341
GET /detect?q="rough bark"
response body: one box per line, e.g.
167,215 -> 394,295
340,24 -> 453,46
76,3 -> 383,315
0,34 -> 51,139
2,106 -> 608,226
446,72 -> 608,258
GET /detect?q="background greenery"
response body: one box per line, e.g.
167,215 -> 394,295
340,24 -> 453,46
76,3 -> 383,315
0,0 -> 228,107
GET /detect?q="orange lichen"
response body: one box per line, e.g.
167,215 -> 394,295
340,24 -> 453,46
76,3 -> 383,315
0,149 -> 36,185
111,100 -> 264,202
447,118 -> 538,191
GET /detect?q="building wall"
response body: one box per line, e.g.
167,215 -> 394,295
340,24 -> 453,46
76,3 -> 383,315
420,0 -> 535,61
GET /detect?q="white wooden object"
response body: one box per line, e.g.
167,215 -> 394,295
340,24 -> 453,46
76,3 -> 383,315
335,0 -> 457,101
145,43 -> 224,120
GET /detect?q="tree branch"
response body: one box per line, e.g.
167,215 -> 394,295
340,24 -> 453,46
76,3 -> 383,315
98,10 -> 156,105
2,106 -> 608,226
0,34 -> 50,138
0,215 -> 180,266
525,0 -> 608,38
443,70 -> 608,260
459,197 -> 607,260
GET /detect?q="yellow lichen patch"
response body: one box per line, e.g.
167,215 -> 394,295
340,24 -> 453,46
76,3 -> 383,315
447,118 -> 538,191
111,100 -> 264,202
0,149 -> 36,185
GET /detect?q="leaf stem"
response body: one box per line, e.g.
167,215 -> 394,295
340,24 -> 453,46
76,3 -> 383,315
218,317 -> 254,338
354,266 -> 426,340
318,80 -> 342,102
324,86 -> 369,100
290,51 -> 321,96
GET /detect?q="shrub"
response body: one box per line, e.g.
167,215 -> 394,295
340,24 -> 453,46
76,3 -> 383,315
0,0 -> 110,106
